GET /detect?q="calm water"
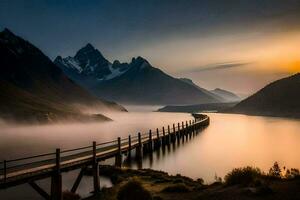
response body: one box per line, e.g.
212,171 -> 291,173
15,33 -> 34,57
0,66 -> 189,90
1,112 -> 300,199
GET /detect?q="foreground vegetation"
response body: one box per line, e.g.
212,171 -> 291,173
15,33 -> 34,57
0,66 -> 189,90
67,162 -> 300,200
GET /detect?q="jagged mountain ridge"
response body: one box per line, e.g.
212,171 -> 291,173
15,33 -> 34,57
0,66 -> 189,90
55,45 -> 222,105
55,44 -> 130,82
0,29 -> 125,122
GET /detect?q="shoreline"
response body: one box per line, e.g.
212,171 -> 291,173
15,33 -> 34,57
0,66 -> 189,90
80,165 -> 300,200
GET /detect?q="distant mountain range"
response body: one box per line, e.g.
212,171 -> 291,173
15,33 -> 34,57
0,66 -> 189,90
0,29 -> 125,123
55,44 -> 239,105
158,102 -> 237,113
230,73 -> 300,118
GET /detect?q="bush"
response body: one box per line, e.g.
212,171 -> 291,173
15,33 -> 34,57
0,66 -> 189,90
268,162 -> 282,178
117,180 -> 152,200
196,178 -> 204,185
285,168 -> 300,179
224,166 -> 263,186
161,183 -> 191,193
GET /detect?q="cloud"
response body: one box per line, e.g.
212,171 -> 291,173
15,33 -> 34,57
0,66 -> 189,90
185,61 -> 251,73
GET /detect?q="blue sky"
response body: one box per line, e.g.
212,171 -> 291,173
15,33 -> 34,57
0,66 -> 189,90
1,0 -> 300,94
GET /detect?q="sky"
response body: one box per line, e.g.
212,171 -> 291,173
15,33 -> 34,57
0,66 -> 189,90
1,0 -> 300,95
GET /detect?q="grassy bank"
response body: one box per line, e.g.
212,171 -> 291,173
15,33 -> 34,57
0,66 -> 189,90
68,163 -> 300,200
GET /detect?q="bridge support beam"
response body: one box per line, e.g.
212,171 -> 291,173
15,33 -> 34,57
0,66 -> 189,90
136,132 -> 142,159
29,181 -> 50,200
92,141 -> 100,194
167,125 -> 170,145
176,123 -> 180,142
51,148 -> 62,200
71,167 -> 85,193
115,137 -> 122,167
172,124 -> 176,143
148,130 -> 153,152
162,127 -> 166,146
128,135 -> 131,158
154,128 -> 160,149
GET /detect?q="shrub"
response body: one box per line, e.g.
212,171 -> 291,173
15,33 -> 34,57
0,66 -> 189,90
224,166 -> 263,186
196,178 -> 204,185
285,168 -> 300,179
268,162 -> 282,178
161,183 -> 191,193
117,180 -> 152,200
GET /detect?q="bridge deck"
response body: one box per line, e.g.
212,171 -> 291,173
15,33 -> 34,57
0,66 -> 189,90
0,114 -> 209,188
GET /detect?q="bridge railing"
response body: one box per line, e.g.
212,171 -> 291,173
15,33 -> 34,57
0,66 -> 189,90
0,115 -> 209,183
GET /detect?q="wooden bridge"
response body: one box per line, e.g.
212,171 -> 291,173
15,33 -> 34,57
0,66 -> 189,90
0,113 -> 209,199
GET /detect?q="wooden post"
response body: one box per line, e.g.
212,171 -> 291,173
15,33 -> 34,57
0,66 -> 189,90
56,148 -> 61,173
51,148 -> 62,200
172,124 -> 176,142
118,137 -> 121,154
148,130 -> 152,152
3,160 -> 6,183
167,125 -> 170,144
92,142 -> 100,193
192,120 -> 195,135
162,127 -> 166,146
155,128 -> 160,148
182,121 -> 185,139
182,122 -> 185,142
177,123 -> 181,140
136,132 -> 142,159
128,135 -> 131,156
186,121 -> 189,139
115,137 -> 122,167
189,120 -> 192,135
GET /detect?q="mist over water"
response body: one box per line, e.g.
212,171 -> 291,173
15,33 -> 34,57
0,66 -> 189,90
1,111 -> 300,199
0,111 -> 193,160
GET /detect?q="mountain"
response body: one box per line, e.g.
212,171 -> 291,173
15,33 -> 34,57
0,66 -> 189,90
210,88 -> 241,102
54,44 -> 130,87
230,73 -> 300,118
179,78 -> 226,102
158,102 -> 237,113
0,29 -> 126,123
55,45 -> 221,105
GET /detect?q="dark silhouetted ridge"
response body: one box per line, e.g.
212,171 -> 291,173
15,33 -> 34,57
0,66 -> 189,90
230,73 -> 300,118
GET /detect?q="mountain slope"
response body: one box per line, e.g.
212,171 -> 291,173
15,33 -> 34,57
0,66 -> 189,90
179,78 -> 226,102
55,46 -> 221,105
230,73 -> 300,117
0,29 -> 125,122
210,88 -> 241,102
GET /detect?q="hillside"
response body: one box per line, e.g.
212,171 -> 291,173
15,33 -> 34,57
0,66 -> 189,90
230,73 -> 300,118
0,29 -> 125,123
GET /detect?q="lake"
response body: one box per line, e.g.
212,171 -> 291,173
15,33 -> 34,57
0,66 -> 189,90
1,111 -> 300,199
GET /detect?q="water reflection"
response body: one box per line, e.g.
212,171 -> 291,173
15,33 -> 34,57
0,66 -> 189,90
139,113 -> 300,183
123,127 -> 205,170
1,112 -> 300,199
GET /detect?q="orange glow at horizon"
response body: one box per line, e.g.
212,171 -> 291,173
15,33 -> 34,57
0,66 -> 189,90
237,31 -> 300,74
